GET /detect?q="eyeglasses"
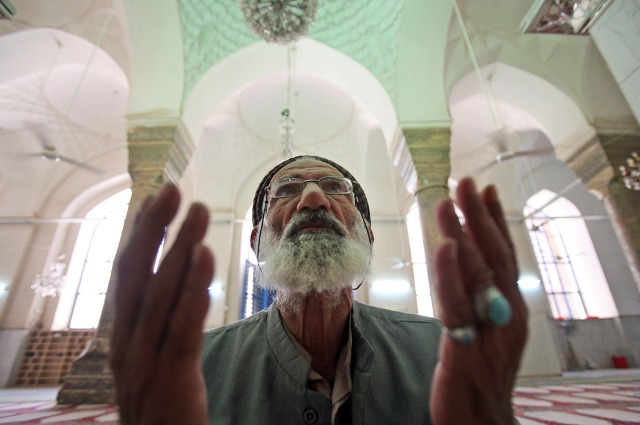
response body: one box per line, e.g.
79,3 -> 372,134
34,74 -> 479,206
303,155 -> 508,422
268,176 -> 354,199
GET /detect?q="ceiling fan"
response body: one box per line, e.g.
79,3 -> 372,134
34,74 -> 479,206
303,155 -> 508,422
38,145 -> 104,174
386,257 -> 427,269
18,128 -> 105,175
470,128 -> 555,176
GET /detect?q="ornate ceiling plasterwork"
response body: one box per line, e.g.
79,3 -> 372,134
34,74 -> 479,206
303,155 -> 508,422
177,0 -> 403,106
0,0 -> 131,80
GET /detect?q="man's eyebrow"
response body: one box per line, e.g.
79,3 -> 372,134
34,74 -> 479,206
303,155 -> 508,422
275,173 -> 301,180
275,172 -> 344,181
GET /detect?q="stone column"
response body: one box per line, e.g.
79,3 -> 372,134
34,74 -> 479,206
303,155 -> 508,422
564,132 -> 640,288
402,127 -> 452,317
599,132 -> 640,290
57,122 -> 194,404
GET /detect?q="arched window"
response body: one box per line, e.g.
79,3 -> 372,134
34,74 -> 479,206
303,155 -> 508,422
65,189 -> 131,328
407,204 -> 433,316
524,189 -> 617,320
240,209 -> 274,319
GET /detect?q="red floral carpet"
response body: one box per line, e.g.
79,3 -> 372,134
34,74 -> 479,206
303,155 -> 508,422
514,380 -> 640,424
0,380 -> 639,424
0,402 -> 119,424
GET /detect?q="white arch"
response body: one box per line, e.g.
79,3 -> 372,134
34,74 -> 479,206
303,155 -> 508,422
182,38 -> 398,149
449,62 -> 595,158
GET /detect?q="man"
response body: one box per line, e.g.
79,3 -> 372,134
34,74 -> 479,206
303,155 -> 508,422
111,155 -> 528,424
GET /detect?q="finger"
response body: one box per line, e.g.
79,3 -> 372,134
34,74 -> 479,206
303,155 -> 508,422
481,185 -> 512,246
435,238 -> 474,329
133,203 -> 210,354
436,191 -> 515,329
163,243 -> 214,362
458,179 -> 526,321
435,198 -> 493,290
132,194 -> 154,225
456,179 -> 516,284
113,184 -> 180,357
481,185 -> 521,301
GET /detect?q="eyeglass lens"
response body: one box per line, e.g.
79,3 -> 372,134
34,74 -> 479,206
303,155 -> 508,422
270,176 -> 352,198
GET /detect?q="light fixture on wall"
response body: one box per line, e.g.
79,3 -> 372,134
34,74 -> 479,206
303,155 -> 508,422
240,0 -> 318,45
517,277 -> 542,289
619,151 -> 640,191
521,0 -> 613,35
371,280 -> 411,294
31,254 -> 67,297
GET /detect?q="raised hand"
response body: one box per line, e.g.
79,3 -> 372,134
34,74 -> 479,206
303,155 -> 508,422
110,184 -> 214,425
430,178 -> 528,425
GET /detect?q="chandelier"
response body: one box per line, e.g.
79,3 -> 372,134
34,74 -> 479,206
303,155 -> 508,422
522,0 -> 613,34
31,254 -> 66,297
240,0 -> 318,45
280,108 -> 295,159
619,151 -> 640,191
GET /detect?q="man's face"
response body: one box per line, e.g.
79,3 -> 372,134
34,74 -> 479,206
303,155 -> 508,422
252,159 -> 371,305
261,159 -> 362,239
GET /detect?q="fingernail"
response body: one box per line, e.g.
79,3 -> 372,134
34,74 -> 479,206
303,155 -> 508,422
191,243 -> 204,266
467,178 -> 477,193
445,199 -> 457,217
486,185 -> 498,202
445,238 -> 458,260
156,183 -> 174,203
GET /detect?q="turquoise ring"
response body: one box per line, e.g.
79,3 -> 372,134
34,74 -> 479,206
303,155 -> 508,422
474,285 -> 512,327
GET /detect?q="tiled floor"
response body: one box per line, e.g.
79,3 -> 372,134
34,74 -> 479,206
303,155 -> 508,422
0,370 -> 639,424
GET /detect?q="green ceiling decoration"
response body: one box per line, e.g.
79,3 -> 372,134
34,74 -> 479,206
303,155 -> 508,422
177,0 -> 404,106
309,0 -> 403,103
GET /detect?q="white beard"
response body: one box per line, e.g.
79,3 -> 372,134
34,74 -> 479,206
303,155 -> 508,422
256,210 -> 371,312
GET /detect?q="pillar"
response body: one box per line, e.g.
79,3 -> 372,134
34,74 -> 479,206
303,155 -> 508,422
402,127 -> 452,317
599,132 -> 640,291
57,121 -> 194,404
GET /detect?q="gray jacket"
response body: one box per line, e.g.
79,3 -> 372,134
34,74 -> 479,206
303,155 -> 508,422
202,301 -> 441,424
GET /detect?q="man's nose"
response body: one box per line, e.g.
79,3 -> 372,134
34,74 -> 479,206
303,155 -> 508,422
296,182 -> 331,212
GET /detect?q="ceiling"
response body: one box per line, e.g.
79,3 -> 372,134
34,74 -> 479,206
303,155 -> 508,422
0,0 -> 637,221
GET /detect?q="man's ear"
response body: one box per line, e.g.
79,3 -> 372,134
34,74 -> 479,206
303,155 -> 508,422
250,226 -> 259,252
366,222 -> 375,244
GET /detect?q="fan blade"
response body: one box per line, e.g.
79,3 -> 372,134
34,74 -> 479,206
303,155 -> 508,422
54,154 -> 105,174
469,158 -> 499,176
18,151 -> 105,174
471,146 -> 554,175
386,257 -> 409,269
508,147 -> 555,159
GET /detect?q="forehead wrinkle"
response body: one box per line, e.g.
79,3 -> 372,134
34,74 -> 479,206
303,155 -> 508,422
270,162 -> 344,184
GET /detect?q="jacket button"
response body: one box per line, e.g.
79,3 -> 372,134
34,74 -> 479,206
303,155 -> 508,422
303,408 -> 318,424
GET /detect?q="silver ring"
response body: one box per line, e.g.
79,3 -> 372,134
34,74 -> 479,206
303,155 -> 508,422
443,325 -> 476,345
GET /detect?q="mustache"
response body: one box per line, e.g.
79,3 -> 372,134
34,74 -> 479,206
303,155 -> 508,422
283,210 -> 348,238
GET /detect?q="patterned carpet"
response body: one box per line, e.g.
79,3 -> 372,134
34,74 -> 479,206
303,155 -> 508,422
0,403 -> 118,424
0,379 -> 639,424
514,380 -> 640,424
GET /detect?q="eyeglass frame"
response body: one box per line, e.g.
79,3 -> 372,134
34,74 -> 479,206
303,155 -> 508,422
266,175 -> 355,200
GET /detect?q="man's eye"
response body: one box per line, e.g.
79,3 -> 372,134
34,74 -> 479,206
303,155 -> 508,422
322,179 -> 348,193
324,182 -> 342,193
274,183 -> 299,197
